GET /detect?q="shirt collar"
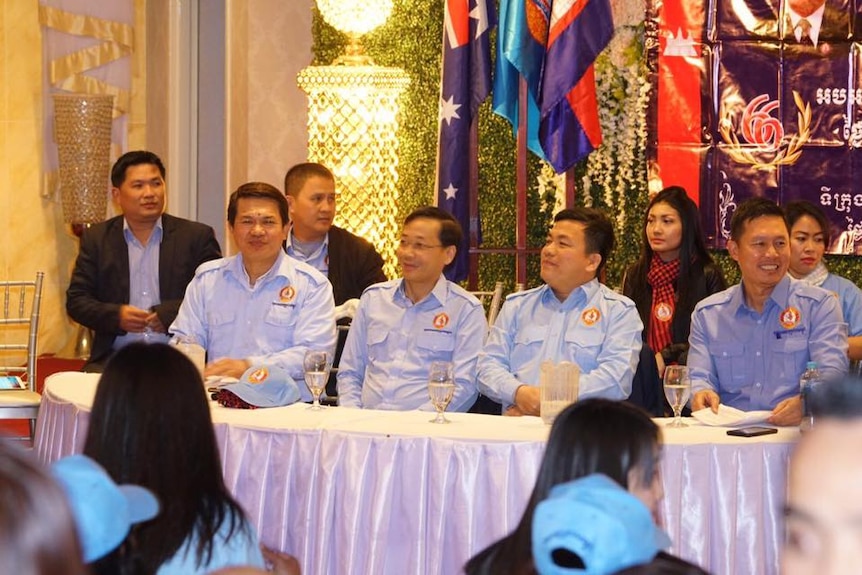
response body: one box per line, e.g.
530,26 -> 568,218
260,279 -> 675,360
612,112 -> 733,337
733,274 -> 792,314
228,249 -> 292,287
394,275 -> 449,307
786,4 -> 824,44
541,278 -> 598,311
122,216 -> 163,246
285,226 -> 329,251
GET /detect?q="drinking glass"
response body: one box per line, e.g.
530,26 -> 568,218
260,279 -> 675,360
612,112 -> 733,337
663,365 -> 691,428
428,361 -> 455,424
303,350 -> 330,411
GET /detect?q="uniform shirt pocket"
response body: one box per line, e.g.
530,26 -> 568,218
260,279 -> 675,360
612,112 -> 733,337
710,342 -> 746,392
262,305 -> 297,347
564,329 -> 604,372
416,330 -> 456,362
512,325 -> 545,368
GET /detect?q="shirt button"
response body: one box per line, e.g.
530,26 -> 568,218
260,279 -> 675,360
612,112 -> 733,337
755,382 -> 762,388
757,320 -> 762,325
756,351 -> 761,357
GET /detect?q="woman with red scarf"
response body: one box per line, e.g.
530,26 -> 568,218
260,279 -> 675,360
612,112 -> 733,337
623,187 -> 726,413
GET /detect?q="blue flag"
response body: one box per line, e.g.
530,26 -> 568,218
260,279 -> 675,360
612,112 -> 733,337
494,0 -> 614,173
435,0 -> 497,282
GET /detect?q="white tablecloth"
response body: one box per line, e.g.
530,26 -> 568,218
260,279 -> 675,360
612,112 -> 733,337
34,372 -> 797,575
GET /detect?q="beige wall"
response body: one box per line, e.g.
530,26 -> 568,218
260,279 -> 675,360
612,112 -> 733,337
0,0 -> 76,356
0,0 -> 312,356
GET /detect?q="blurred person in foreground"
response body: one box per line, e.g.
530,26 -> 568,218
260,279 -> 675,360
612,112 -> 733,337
83,343 -> 273,574
0,441 -> 87,575
464,399 -> 706,574
783,376 -> 862,574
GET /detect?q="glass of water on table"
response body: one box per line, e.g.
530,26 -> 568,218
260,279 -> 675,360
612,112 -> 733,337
303,350 -> 330,410
663,365 -> 691,427
428,361 -> 455,424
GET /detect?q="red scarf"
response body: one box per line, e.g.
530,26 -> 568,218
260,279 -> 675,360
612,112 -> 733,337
646,257 -> 680,354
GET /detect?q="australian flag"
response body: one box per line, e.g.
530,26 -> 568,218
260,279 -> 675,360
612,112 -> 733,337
494,0 -> 614,173
435,0 -> 497,282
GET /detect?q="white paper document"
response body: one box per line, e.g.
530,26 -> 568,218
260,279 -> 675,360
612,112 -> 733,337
691,405 -> 773,427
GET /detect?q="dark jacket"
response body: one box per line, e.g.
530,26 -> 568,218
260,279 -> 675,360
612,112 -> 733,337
327,225 -> 387,305
66,213 -> 221,369
623,261 -> 726,365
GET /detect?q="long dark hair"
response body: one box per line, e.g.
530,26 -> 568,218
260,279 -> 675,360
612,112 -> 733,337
84,343 -> 249,574
464,399 -> 661,575
0,441 -> 87,575
625,187 -> 715,323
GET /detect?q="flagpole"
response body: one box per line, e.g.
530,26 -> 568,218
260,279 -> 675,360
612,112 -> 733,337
468,115 -> 480,289
565,166 -> 576,208
516,77 -> 528,288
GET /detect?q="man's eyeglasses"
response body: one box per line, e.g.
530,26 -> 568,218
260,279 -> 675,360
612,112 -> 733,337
398,239 -> 443,252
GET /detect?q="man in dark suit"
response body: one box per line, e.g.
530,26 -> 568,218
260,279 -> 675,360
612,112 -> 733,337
66,150 -> 221,371
283,162 -> 387,306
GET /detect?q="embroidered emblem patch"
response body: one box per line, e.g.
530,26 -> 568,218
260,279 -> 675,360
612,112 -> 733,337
779,306 -> 801,330
581,307 -> 601,326
247,367 -> 269,384
433,313 -> 450,329
279,286 -> 296,303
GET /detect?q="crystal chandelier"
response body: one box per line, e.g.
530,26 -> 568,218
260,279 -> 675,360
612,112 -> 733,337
298,0 -> 410,278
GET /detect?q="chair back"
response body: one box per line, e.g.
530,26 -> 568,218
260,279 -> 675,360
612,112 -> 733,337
470,281 -> 504,327
0,272 -> 44,389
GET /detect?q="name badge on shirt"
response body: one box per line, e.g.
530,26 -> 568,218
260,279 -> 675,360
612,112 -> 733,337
275,286 -> 297,307
779,306 -> 801,330
581,307 -> 601,326
775,326 -> 807,339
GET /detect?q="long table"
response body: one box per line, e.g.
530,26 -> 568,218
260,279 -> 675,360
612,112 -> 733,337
34,372 -> 797,574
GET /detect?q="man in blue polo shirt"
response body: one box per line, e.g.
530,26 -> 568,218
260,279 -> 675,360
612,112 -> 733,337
337,207 -> 486,411
477,207 -> 643,416
689,197 -> 848,426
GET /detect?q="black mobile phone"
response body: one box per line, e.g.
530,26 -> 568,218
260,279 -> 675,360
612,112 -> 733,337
726,426 -> 778,437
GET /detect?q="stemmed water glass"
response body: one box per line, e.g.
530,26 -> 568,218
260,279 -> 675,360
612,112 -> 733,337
663,365 -> 691,428
428,361 -> 455,424
303,350 -> 330,411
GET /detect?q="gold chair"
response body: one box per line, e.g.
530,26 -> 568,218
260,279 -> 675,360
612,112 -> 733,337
471,281 -> 505,327
0,272 -> 45,440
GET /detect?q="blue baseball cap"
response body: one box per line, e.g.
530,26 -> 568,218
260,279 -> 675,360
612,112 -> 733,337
222,365 -> 301,408
532,474 -> 671,575
51,455 -> 160,563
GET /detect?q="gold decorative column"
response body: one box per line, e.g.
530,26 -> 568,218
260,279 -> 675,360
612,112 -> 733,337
52,93 -> 114,226
297,0 -> 410,279
52,93 -> 114,358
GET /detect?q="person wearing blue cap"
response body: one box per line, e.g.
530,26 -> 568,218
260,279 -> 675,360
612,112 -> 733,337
51,454 -> 160,563
464,399 -> 707,575
0,441 -> 88,575
532,474 -> 671,575
83,343 -> 270,574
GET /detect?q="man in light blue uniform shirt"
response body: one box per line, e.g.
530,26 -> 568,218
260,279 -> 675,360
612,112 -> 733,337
690,198 -> 848,426
337,207 -> 486,411
170,182 -> 336,399
477,207 -> 643,416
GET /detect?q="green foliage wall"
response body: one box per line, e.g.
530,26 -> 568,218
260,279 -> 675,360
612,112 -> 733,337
311,3 -> 862,291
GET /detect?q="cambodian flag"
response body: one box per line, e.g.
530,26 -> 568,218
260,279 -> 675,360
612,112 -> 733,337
435,0 -> 496,282
494,0 -> 614,173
